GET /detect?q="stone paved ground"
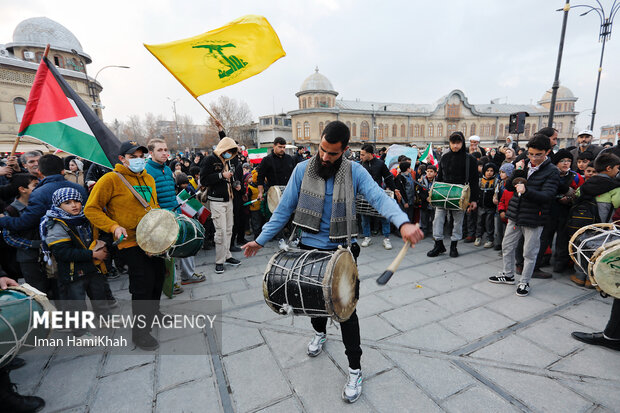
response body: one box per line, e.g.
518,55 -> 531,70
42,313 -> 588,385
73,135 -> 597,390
12,236 -> 620,413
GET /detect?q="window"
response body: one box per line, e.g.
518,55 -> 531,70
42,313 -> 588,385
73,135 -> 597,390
384,124 -> 389,138
296,122 -> 301,139
482,124 -> 490,136
419,125 -> 425,136
446,104 -> 460,118
319,122 -> 324,136
53,55 -> 64,68
352,123 -> 356,137
401,124 -> 406,137
461,123 -> 467,134
470,123 -> 476,136
392,124 -> 397,137
428,123 -> 434,137
491,124 -> 496,136
13,97 -> 27,122
35,51 -> 43,62
414,124 -> 419,137
361,121 -> 369,139
346,121 -> 351,131
260,117 -> 272,126
557,122 -> 563,133
524,124 -> 531,137
304,121 -> 310,139
447,123 -> 457,136
409,125 -> 414,137
302,98 -> 306,109
284,118 -> 291,127
378,123 -> 384,139
498,124 -> 504,136
437,124 -> 443,137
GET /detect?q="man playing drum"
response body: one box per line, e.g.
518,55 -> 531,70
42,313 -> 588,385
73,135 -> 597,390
84,141 -> 165,351
427,131 -> 479,258
242,121 -> 424,403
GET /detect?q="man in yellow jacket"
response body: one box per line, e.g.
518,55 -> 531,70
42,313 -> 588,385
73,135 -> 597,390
84,141 -> 164,351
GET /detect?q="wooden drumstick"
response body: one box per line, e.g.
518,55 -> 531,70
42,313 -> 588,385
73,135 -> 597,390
377,241 -> 411,285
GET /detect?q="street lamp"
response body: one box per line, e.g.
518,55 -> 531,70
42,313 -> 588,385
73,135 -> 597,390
71,49 -> 96,106
167,97 -> 181,149
92,65 -> 130,110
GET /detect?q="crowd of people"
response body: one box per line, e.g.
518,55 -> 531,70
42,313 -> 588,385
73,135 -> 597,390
1,122 -> 619,410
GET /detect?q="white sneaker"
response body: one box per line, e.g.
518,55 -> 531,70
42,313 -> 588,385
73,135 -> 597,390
474,237 -> 482,246
383,238 -> 392,250
307,332 -> 326,357
361,237 -> 371,247
342,368 -> 363,403
484,241 -> 494,248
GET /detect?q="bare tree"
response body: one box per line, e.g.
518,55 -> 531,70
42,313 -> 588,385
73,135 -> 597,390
143,112 -> 166,140
207,96 -> 253,143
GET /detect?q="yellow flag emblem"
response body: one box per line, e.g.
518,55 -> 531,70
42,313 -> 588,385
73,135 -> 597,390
144,15 -> 285,98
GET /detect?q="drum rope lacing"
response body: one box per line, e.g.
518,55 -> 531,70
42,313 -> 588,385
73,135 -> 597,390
571,228 -> 620,281
0,295 -> 36,367
355,190 -> 394,217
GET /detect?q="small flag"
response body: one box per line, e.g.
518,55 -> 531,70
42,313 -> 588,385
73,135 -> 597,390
247,147 -> 269,164
177,189 -> 210,224
419,143 -> 438,167
144,15 -> 286,98
18,57 -> 121,168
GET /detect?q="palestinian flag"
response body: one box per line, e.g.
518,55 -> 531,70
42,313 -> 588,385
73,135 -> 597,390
177,189 -> 210,224
247,147 -> 268,164
18,56 -> 121,168
419,143 -> 438,167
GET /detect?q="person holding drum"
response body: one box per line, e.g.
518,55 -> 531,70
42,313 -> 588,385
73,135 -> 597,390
242,121 -> 424,403
427,131 -> 479,258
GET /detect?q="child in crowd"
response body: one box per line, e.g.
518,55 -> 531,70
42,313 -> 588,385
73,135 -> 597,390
394,161 -> 416,223
42,187 -> 109,336
576,151 -> 595,176
188,166 -> 201,190
246,169 -> 264,239
475,163 -> 498,248
493,163 -> 515,250
583,164 -> 597,180
419,164 -> 436,237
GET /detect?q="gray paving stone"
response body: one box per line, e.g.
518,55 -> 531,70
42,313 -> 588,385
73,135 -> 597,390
10,354 -> 50,395
375,282 -> 439,307
414,260 -> 464,277
470,279 -> 515,298
102,353 -> 155,376
517,315 -> 589,356
224,302 -> 280,323
36,354 -> 101,412
531,281 -> 588,305
385,352 -> 476,400
157,334 -> 212,391
382,300 -> 451,331
218,323 -> 264,355
484,294 -> 555,322
428,288 -> 493,314
550,346 -> 620,381
558,298 -> 612,331
192,278 -> 247,298
256,396 -> 303,413
354,293 -> 395,318
360,315 -> 400,341
90,364 -> 154,413
364,368 -> 443,412
472,365 -> 593,413
416,272 -> 474,293
261,329 -> 310,369
386,322 -> 467,352
224,344 -> 291,412
440,306 -> 515,341
469,334 -> 561,368
559,379 -> 620,412
326,344 -> 394,378
230,287 -> 264,306
156,378 -> 221,413
441,385 -> 519,413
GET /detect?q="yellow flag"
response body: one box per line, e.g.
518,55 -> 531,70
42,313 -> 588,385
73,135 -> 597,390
144,15 -> 285,97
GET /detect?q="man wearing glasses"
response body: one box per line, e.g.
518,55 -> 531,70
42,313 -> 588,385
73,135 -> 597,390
489,134 -> 560,297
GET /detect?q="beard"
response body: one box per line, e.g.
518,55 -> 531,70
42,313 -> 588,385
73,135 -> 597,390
317,155 -> 343,180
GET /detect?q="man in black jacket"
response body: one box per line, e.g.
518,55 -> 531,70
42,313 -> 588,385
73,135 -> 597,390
428,131 -> 479,258
257,137 -> 295,201
489,134 -> 560,297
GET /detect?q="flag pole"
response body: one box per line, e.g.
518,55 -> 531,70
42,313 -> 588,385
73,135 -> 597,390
193,96 -> 219,124
11,44 -> 51,157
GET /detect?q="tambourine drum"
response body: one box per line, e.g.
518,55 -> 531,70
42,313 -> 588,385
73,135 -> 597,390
569,223 -> 620,297
267,185 -> 286,213
0,285 -> 55,368
136,209 -> 205,258
355,190 -> 394,217
263,248 -> 359,322
429,182 -> 470,211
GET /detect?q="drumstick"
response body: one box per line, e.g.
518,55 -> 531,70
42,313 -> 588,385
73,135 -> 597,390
377,241 -> 411,285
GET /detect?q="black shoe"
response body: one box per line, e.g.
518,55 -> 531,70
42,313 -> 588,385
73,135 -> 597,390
571,332 -> 620,351
493,244 -> 502,251
133,333 -> 159,351
6,356 -> 26,371
225,257 -> 241,266
237,238 -> 250,246
229,245 -> 242,252
449,241 -> 459,258
427,240 -> 446,257
0,387 -> 45,413
215,264 -> 225,274
532,269 -> 552,279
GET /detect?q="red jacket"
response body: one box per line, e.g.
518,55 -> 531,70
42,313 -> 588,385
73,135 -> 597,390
498,189 -> 514,223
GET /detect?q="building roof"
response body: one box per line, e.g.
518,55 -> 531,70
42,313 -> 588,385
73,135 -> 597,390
336,100 -> 434,113
0,55 -> 98,84
298,67 -> 337,94
539,85 -> 576,103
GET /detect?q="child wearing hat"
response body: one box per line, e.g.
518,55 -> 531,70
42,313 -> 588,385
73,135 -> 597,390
493,163 -> 515,250
475,163 -> 498,248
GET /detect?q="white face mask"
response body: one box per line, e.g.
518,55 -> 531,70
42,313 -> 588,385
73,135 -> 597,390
128,157 -> 146,173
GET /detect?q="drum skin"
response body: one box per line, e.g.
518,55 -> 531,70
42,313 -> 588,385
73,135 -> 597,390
263,248 -> 359,322
591,241 -> 620,298
267,186 -> 286,213
136,209 -> 205,257
430,182 -> 470,211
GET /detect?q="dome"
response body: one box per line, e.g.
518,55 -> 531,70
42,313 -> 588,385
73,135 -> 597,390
298,67 -> 337,95
8,17 -> 91,62
539,85 -> 575,103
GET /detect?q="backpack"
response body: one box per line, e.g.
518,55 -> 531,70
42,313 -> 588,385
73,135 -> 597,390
566,198 -> 601,237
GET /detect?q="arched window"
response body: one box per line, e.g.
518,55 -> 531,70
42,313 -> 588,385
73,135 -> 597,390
409,125 -> 414,137
414,124 -> 419,137
470,123 -> 476,136
72,58 -> 82,72
346,121 -> 351,131
384,124 -> 389,138
378,123 -> 384,139
419,125 -> 425,137
392,124 -> 398,137
319,122 -> 324,136
304,121 -> 310,139
461,123 -> 467,134
447,123 -> 457,136
361,121 -> 369,139
491,124 -> 496,136
498,124 -> 504,137
437,124 -> 443,137
13,97 -> 27,122
35,51 -> 43,62
428,123 -> 434,137
302,98 -> 307,109
352,123 -> 357,137
524,124 -> 531,137
296,122 -> 301,139
400,124 -> 406,137
53,55 -> 64,68
531,123 -> 538,134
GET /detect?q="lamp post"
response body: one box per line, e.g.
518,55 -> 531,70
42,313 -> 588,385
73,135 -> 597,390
71,49 -> 96,107
92,65 -> 130,110
166,97 -> 181,149
548,0 -> 571,127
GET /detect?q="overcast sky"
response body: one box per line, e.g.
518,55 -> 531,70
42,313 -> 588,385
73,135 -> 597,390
2,0 -> 619,136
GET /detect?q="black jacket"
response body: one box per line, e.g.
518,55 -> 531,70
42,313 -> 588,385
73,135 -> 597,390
47,220 -> 100,282
505,158 -> 560,227
200,137 -> 239,202
437,146 -> 480,201
361,157 -> 396,191
257,151 -> 295,187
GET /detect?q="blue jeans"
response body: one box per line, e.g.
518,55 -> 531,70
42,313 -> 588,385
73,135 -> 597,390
361,215 -> 390,238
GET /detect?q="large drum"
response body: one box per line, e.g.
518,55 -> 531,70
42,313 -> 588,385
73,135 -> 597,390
429,182 -> 470,211
267,185 -> 287,213
569,223 -> 620,297
136,209 -> 205,258
0,285 -> 55,368
355,190 -> 394,217
263,247 -> 359,322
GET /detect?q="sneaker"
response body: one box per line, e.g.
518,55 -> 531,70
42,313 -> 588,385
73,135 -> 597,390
225,257 -> 241,266
0,385 -> 45,412
229,245 -> 242,252
106,267 -> 121,280
474,237 -> 482,246
516,283 -> 530,297
215,264 -> 224,274
383,238 -> 392,250
181,273 -> 206,285
488,273 -> 515,284
464,236 -> 475,243
342,368 -> 363,403
173,283 -> 184,295
484,241 -> 494,248
133,333 -> 159,351
307,332 -> 326,357
361,237 -> 371,247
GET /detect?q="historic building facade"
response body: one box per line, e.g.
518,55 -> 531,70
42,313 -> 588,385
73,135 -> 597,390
0,17 -> 101,152
289,68 -> 579,151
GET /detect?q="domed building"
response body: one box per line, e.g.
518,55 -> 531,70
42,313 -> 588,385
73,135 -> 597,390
289,69 -> 579,150
0,17 -> 102,152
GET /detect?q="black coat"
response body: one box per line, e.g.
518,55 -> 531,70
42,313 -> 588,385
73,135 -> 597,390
200,154 -> 233,202
257,151 -> 295,187
505,158 -> 560,227
437,146 -> 480,201
361,157 -> 396,191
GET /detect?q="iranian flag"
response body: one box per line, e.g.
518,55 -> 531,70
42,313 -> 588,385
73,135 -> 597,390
18,56 -> 121,168
177,189 -> 210,224
247,147 -> 268,164
419,143 -> 438,167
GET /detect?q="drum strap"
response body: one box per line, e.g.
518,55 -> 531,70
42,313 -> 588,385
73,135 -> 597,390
465,154 -> 470,185
114,172 -> 151,211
